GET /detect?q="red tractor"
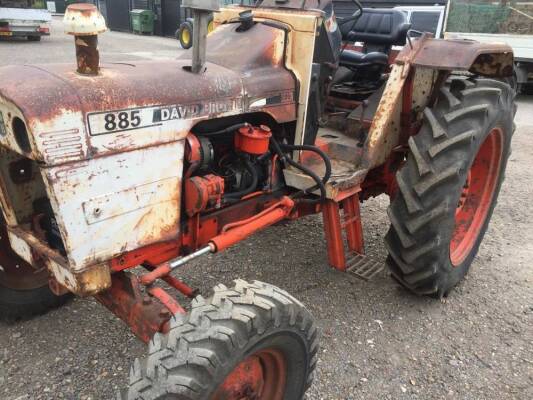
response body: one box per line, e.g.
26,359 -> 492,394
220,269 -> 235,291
0,1 -> 515,398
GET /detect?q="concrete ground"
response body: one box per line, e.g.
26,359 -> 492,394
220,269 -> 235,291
0,17 -> 532,400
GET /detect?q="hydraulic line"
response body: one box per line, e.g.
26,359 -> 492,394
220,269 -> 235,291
200,122 -> 249,137
270,137 -> 331,203
281,143 -> 332,188
285,156 -> 327,202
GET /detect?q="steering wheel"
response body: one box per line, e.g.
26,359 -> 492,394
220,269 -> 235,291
338,0 -> 363,27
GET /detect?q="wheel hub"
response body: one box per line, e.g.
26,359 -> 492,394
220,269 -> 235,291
212,348 -> 287,400
450,127 -> 503,266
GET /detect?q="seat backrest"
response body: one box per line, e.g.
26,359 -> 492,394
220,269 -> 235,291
345,8 -> 411,46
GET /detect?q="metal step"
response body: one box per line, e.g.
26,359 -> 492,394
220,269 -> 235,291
346,253 -> 384,281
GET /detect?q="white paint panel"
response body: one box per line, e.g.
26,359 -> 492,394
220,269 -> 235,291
30,109 -> 89,165
82,178 -> 179,225
42,141 -> 184,271
7,230 -> 34,265
45,258 -> 78,293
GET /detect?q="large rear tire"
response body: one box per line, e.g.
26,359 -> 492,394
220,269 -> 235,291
121,280 -> 318,399
385,77 -> 515,297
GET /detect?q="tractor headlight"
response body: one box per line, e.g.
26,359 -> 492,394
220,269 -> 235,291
0,111 -> 6,137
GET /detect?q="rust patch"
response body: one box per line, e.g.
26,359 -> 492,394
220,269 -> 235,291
94,271 -> 173,343
396,37 -> 514,78
6,226 -> 111,296
75,35 -> 100,75
471,52 -> 514,78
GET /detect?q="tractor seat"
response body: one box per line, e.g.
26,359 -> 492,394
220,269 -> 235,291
339,51 -> 389,69
341,8 -> 411,47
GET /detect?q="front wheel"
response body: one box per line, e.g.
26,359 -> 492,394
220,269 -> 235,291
386,77 -> 515,297
121,280 -> 318,399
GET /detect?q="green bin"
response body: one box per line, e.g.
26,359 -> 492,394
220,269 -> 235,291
130,9 -> 155,35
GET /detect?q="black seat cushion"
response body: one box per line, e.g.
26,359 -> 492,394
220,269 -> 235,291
339,50 -> 389,69
344,9 -> 411,46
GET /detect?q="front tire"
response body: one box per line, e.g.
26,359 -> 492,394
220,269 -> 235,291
386,77 -> 515,297
121,280 -> 318,399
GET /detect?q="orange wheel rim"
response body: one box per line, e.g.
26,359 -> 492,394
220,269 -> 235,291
450,127 -> 503,266
212,348 -> 286,400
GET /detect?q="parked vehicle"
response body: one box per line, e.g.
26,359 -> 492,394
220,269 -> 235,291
0,1 -> 516,398
394,5 -> 446,38
176,0 -> 252,48
176,14 -> 213,49
444,0 -> 533,93
0,0 -> 51,41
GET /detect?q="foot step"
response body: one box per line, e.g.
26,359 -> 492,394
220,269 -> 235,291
346,253 -> 384,281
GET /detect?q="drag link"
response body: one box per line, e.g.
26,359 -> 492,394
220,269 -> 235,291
147,286 -> 186,315
140,244 -> 215,286
141,262 -> 199,298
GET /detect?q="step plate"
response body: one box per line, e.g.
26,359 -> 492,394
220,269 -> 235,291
346,253 -> 384,281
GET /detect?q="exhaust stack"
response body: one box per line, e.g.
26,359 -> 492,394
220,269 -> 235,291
182,0 -> 219,73
63,4 -> 107,75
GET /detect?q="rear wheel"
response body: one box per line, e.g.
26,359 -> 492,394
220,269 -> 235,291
386,77 -> 515,297
121,280 -> 318,399
0,225 -> 69,320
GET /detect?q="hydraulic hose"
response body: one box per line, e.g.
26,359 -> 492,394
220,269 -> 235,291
223,158 -> 259,200
284,156 -> 327,202
200,122 -> 249,137
270,137 -> 330,203
280,144 -> 332,187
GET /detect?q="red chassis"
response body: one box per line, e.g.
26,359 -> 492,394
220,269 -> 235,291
91,71 -> 417,344
92,151 -> 399,343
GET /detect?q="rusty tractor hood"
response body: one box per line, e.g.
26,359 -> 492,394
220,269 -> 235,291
0,23 -> 295,166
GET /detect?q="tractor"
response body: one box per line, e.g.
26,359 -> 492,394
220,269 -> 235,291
0,0 -> 515,398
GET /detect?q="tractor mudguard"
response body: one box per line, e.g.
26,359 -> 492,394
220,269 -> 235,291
396,37 -> 514,78
361,36 -> 514,170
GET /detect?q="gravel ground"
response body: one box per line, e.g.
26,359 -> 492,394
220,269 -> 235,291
0,17 -> 532,400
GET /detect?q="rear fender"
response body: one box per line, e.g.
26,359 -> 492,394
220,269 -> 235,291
401,37 -> 514,78
363,36 -> 514,170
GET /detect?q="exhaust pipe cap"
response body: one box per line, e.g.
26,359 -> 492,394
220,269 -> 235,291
63,4 -> 107,36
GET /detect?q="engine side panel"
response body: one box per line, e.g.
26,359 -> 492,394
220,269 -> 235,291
42,140 -> 184,271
